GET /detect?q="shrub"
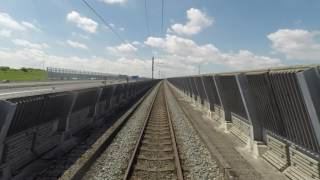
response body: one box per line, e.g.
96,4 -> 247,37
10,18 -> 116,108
0,66 -> 10,71
21,67 -> 28,72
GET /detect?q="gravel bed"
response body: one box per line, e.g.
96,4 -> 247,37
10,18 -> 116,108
164,83 -> 220,180
82,84 -> 159,180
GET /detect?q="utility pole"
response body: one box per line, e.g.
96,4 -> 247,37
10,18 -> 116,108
152,56 -> 154,79
198,64 -> 200,75
42,60 -> 45,71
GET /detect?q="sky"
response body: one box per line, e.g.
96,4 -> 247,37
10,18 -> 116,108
0,0 -> 320,78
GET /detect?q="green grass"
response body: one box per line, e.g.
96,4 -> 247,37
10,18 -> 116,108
0,69 -> 47,81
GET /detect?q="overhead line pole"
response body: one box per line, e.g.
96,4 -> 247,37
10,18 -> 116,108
152,56 -> 154,79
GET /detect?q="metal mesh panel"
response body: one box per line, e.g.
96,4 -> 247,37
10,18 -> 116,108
41,93 -> 73,124
269,71 -> 320,153
191,77 -> 199,99
219,75 -> 248,120
99,86 -> 114,102
246,73 -> 286,137
211,76 -> 221,106
186,78 -> 193,96
47,67 -> 125,80
72,88 -> 99,112
202,76 -> 220,110
7,96 -> 45,136
194,77 -> 207,104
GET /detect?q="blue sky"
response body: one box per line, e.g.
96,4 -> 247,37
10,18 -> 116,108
0,0 -> 319,77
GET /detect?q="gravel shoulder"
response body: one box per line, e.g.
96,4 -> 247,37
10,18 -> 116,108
164,82 -> 219,180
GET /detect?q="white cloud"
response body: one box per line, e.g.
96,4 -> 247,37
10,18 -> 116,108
104,23 -> 124,32
0,48 -> 152,77
145,35 -> 281,70
131,41 -> 146,48
21,21 -> 41,32
0,12 -> 25,31
71,32 -> 90,40
168,8 -> 213,36
0,34 -> 281,78
106,43 -> 137,55
268,29 -> 320,60
0,48 -> 48,68
12,39 -> 49,49
99,0 -> 127,5
220,50 -> 281,69
67,11 -> 98,33
67,40 -> 88,50
0,29 -> 11,38
132,41 -> 141,45
0,12 -> 41,32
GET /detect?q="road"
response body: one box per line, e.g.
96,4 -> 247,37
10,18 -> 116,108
0,80 -> 125,100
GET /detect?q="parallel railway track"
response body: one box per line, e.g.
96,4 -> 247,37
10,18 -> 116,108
123,84 -> 183,180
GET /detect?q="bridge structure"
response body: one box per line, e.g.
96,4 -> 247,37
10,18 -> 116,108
0,64 -> 319,180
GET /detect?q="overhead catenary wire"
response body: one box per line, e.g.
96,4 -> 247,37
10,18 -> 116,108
81,0 -> 147,66
161,0 -> 164,36
82,0 -> 154,75
144,0 -> 151,37
82,0 -> 126,43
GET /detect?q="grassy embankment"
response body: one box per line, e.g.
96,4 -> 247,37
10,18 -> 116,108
0,67 -> 47,81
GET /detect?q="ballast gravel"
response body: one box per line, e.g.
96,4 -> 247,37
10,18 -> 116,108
83,84 -> 159,180
164,83 -> 220,180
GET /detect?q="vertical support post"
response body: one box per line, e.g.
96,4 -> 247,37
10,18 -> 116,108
213,75 -> 231,122
152,56 -> 154,79
0,101 -> 17,163
236,74 -> 263,141
296,68 -> 320,148
59,93 -> 78,141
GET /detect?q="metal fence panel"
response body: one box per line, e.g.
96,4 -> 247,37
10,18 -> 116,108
246,73 -> 286,137
269,70 -> 320,153
218,75 -> 248,120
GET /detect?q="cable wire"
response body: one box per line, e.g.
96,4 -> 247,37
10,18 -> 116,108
82,0 -> 126,43
81,0 -> 147,61
144,0 -> 151,37
161,0 -> 164,36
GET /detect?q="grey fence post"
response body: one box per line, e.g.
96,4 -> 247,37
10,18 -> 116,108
296,68 -> 320,147
0,101 -> 17,163
236,74 -> 263,141
213,75 -> 231,122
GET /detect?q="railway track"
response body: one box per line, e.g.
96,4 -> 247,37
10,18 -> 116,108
124,84 -> 183,180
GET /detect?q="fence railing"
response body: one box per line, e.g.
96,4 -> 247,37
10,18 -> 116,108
47,67 -> 128,81
167,64 -> 320,180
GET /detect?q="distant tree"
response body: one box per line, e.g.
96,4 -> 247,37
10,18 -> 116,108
21,67 -> 28,72
0,66 -> 10,71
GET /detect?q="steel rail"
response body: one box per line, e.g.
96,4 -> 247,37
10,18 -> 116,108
122,82 -> 160,180
164,83 -> 184,180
